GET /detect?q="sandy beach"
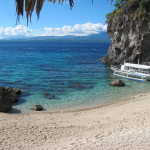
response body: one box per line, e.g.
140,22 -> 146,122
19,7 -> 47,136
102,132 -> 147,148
0,93 -> 150,150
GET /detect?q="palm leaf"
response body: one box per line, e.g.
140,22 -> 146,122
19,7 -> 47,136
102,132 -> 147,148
16,0 -> 24,16
15,0 -> 113,24
16,0 -> 75,23
25,0 -> 36,24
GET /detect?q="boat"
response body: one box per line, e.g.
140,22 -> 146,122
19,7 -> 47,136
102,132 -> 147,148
111,63 -> 150,81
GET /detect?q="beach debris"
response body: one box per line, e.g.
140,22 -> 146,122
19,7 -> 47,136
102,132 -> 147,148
0,87 -> 22,112
31,105 -> 44,111
110,79 -> 125,87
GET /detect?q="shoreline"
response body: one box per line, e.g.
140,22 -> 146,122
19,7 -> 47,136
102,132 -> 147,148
11,91 -> 148,115
1,91 -> 150,149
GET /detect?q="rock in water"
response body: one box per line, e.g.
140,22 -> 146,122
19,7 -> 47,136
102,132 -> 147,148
43,93 -> 55,100
13,88 -> 21,95
101,2 -> 150,65
31,105 -> 43,111
110,80 -> 125,87
0,87 -> 22,112
0,87 -> 12,112
5,87 -> 22,103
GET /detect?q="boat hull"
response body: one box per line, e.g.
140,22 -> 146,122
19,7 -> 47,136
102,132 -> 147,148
114,72 -> 146,81
111,68 -> 150,81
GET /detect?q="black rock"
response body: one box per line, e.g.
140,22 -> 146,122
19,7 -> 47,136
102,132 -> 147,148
0,87 -> 22,112
13,99 -> 19,103
31,105 -> 44,111
0,87 -> 12,112
13,88 -> 21,95
110,79 -> 125,87
5,87 -> 22,103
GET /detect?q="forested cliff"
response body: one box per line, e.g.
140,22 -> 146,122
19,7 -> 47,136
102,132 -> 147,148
101,0 -> 150,65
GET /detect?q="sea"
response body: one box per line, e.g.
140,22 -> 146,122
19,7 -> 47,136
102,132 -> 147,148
0,40 -> 150,113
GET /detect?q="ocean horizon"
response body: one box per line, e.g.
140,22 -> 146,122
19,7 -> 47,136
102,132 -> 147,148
0,41 -> 150,113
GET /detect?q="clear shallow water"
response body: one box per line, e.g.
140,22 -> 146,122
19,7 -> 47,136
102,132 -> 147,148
0,41 -> 150,113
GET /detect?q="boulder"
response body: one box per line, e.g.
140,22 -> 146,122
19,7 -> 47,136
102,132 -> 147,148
110,79 -> 125,87
0,87 -> 12,112
5,87 -> 22,103
31,105 -> 43,111
0,87 -> 22,112
13,88 -> 21,95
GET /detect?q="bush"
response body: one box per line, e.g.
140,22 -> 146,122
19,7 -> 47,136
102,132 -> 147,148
106,0 -> 150,23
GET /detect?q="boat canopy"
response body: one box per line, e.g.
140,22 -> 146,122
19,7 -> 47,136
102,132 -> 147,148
124,63 -> 150,69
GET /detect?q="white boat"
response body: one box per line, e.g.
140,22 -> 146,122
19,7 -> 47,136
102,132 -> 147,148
111,63 -> 150,81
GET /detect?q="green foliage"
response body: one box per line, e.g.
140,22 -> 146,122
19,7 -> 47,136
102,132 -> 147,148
106,0 -> 150,23
133,0 -> 150,19
106,0 -> 127,23
106,9 -> 123,23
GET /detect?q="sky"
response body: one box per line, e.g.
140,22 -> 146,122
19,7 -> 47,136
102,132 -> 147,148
0,0 -> 115,38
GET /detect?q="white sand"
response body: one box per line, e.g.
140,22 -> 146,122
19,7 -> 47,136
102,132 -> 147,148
1,93 -> 150,150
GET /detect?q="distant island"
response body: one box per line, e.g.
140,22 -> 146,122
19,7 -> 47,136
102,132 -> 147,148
0,32 -> 110,44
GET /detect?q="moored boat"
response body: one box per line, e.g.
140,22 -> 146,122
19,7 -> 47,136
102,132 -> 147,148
111,63 -> 150,81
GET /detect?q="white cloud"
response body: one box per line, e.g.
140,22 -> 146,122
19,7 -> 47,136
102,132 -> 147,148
43,23 -> 107,36
0,23 -> 107,38
0,25 -> 33,38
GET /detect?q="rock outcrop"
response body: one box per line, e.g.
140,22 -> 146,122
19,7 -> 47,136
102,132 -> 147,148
110,79 -> 125,87
0,87 -> 21,112
101,2 -> 150,65
5,87 -> 21,103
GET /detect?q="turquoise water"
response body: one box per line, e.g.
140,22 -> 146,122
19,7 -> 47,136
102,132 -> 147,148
0,41 -> 150,113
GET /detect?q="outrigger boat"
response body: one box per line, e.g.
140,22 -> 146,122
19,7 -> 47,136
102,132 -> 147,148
111,63 -> 150,81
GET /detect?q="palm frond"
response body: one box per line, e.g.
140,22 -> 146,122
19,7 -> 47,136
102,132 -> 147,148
16,0 -> 74,24
16,0 -> 114,24
25,0 -> 36,24
36,0 -> 45,19
16,0 -> 24,16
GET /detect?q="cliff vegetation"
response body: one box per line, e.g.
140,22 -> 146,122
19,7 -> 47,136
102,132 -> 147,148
106,0 -> 150,23
102,0 -> 150,65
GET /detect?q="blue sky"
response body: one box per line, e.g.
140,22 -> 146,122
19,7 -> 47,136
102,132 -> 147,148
0,0 -> 115,38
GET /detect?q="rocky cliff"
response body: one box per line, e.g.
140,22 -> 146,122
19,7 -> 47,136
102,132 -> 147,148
101,2 -> 150,65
